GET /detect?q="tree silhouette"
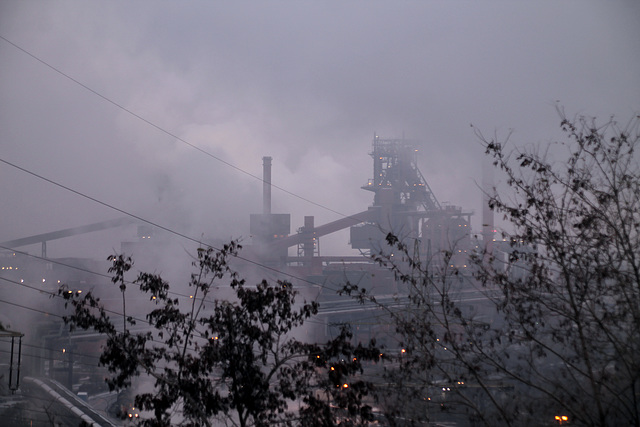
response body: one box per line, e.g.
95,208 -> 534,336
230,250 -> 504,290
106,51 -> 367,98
344,110 -> 640,426
61,241 -> 381,427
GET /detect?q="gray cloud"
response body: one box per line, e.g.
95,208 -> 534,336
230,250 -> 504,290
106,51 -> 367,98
1,1 -> 638,259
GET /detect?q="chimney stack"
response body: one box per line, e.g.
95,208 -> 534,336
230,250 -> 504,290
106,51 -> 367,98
482,158 -> 495,254
263,156 -> 272,214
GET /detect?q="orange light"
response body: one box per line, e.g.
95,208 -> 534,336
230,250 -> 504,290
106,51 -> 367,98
343,383 -> 349,388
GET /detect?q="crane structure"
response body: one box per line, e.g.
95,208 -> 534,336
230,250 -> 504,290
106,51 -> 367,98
1,217 -> 138,258
0,133 -> 481,390
362,134 -> 440,211
250,134 -> 473,275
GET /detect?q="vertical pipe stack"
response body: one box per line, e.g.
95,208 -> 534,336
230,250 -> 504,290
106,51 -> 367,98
263,156 -> 272,215
482,158 -> 495,255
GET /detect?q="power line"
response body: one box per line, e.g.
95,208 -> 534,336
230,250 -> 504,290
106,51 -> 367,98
0,295 -> 63,320
0,156 -> 352,295
0,244 -> 253,303
0,268 -> 392,362
0,262 -> 379,335
0,266 -> 347,344
0,244 -> 112,280
0,275 -> 151,325
0,348 -> 101,369
0,34 -> 361,221
0,34 -> 385,300
0,338 -> 101,361
0,236 -> 356,325
0,395 -> 93,424
0,157 -> 208,249
0,239 -> 392,332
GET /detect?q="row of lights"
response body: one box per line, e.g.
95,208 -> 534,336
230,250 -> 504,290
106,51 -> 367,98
13,278 -> 63,284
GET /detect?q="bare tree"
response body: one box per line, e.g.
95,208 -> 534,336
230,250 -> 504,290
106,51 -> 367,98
473,110 -> 640,426
345,110 -> 640,426
61,242 -> 381,427
344,233 -> 506,427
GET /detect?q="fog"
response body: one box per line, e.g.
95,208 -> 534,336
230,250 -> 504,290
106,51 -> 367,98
1,1 -> 638,262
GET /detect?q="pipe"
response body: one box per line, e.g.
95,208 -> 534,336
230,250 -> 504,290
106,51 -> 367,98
267,208 -> 379,251
16,336 -> 22,390
303,216 -> 315,259
263,156 -> 272,215
482,157 -> 495,254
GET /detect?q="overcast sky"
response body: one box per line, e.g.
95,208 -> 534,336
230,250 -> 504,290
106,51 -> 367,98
1,1 -> 639,260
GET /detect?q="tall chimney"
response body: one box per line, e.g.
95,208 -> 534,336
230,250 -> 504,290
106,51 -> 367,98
262,156 -> 272,214
482,158 -> 495,255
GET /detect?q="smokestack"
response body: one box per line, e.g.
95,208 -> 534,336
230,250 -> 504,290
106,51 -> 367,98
262,156 -> 272,214
482,158 -> 495,254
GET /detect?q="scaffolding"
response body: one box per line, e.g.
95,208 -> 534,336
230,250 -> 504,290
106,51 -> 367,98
362,134 -> 440,211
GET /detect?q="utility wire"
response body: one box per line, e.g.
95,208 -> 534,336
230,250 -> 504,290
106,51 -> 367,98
0,157 -> 214,250
0,275 -> 150,326
0,295 -> 63,320
0,232 -> 359,326
0,244 -> 112,280
0,34 -> 382,297
0,348 -> 101,369
0,338 -> 101,362
1,233 -> 395,330
0,34 -> 367,223
0,261 -> 387,336
0,279 -> 394,380
0,244 -> 257,303
0,265 -> 392,364
0,156 -> 352,294
0,261 -> 381,340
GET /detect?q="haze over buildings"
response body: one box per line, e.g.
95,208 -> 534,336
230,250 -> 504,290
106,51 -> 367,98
1,3 -> 639,426
1,1 -> 638,262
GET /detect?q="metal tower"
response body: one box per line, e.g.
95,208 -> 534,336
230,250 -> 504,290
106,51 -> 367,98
361,134 -> 440,212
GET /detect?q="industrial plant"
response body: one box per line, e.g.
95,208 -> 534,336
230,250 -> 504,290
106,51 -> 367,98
0,134 -> 496,425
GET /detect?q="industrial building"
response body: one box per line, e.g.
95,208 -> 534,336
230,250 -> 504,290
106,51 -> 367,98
247,134 -> 475,281
241,135 -> 489,347
1,133 -> 497,424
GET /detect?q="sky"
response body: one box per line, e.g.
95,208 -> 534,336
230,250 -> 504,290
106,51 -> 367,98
1,1 -> 639,263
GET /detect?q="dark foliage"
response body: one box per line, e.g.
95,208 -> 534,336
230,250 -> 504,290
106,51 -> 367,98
61,242 -> 381,426
473,110 -> 640,426
343,110 -> 640,426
